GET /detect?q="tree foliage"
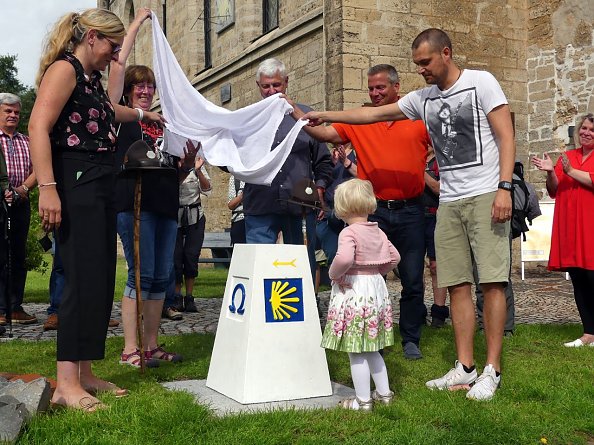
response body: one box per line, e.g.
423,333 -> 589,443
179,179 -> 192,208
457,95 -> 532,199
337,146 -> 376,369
0,54 -> 36,134
0,54 -> 46,273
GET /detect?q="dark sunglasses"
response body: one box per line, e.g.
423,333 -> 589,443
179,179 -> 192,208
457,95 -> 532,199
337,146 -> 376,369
98,34 -> 122,54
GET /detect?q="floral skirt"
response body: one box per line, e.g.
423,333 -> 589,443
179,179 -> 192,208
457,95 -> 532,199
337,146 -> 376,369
321,274 -> 394,353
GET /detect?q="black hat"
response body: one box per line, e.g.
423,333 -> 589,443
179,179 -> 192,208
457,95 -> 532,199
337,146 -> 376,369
122,140 -> 165,171
283,178 -> 320,210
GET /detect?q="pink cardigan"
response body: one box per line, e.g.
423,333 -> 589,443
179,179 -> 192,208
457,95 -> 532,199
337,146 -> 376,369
329,222 -> 401,284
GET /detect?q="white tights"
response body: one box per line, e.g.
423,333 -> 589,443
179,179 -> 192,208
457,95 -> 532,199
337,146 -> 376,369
348,352 -> 391,403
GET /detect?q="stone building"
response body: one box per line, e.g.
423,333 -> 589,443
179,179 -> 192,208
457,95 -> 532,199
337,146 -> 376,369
99,0 -> 594,232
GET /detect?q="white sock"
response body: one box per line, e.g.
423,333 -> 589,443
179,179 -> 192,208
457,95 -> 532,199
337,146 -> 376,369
364,351 -> 391,395
348,352 -> 371,404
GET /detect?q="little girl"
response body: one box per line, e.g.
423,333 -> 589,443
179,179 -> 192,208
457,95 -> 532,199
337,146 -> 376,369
321,179 -> 400,411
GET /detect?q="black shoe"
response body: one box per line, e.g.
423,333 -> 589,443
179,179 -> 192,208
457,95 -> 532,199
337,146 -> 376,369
430,304 -> 449,328
184,295 -> 198,313
173,295 -> 184,312
431,317 -> 446,328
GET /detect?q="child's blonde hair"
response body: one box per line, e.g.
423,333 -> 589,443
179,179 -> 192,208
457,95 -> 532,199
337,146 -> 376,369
333,179 -> 377,219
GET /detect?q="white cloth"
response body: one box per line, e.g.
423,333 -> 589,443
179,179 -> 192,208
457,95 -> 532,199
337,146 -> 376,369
151,13 -> 307,185
398,69 -> 508,202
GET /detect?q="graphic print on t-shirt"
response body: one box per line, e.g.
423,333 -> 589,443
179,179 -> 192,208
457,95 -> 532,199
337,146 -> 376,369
425,87 -> 482,171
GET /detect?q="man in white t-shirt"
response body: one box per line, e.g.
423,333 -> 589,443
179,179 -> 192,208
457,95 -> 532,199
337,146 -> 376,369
303,28 -> 515,401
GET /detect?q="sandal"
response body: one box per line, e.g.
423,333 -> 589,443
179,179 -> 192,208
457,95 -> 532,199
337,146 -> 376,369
146,346 -> 183,363
371,389 -> 394,405
120,349 -> 160,368
79,396 -> 108,413
50,396 -> 107,413
84,381 -> 128,398
338,396 -> 373,412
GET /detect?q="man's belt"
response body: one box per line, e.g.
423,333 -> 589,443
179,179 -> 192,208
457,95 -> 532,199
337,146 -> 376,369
376,196 -> 422,210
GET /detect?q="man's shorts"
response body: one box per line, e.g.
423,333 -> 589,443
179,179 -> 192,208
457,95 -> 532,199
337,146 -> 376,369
435,191 -> 510,288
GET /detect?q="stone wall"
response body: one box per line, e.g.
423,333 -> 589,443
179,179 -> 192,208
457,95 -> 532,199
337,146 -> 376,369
102,0 -> 594,231
106,0 -> 324,232
526,0 -> 594,196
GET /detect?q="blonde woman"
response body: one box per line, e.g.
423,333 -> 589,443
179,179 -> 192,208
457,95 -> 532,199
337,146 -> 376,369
28,8 -> 164,412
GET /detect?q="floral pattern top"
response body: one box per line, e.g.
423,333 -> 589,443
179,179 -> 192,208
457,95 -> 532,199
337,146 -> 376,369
49,52 -> 117,153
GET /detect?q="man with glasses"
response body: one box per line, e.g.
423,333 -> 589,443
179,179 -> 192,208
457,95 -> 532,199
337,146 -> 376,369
0,92 -> 37,325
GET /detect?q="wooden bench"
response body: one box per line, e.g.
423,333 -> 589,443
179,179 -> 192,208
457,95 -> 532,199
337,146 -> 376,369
199,232 -> 232,264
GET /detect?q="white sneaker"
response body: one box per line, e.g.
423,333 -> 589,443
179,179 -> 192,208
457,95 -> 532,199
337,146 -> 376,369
466,364 -> 501,401
564,338 -> 594,347
426,360 -> 477,390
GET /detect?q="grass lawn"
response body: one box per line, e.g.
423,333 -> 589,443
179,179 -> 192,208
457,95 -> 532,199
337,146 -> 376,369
9,257 -> 594,444
4,326 -> 594,444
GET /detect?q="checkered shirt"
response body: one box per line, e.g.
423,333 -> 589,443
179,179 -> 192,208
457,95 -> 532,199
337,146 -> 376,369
0,130 -> 32,187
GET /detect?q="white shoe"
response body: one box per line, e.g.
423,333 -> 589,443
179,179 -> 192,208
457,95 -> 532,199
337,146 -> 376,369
466,364 -> 501,401
563,338 -> 594,347
426,360 -> 477,390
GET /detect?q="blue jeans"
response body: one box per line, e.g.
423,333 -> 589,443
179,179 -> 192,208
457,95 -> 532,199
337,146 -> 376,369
117,211 -> 177,300
369,204 -> 426,346
47,234 -> 64,315
316,217 -> 340,266
245,212 -> 317,282
163,266 -> 177,309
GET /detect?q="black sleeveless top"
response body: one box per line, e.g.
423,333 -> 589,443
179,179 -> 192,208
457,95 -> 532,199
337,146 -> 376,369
49,52 -> 117,153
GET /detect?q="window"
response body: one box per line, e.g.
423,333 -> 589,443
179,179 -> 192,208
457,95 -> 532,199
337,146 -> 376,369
263,0 -> 278,34
204,0 -> 212,68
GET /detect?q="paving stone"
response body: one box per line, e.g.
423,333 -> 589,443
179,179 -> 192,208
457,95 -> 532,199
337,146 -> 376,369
4,269 -> 580,342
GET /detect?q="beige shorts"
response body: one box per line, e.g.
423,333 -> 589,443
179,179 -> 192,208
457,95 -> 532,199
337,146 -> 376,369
435,192 -> 510,288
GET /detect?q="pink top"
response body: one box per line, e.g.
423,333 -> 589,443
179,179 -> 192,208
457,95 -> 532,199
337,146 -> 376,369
329,222 -> 401,285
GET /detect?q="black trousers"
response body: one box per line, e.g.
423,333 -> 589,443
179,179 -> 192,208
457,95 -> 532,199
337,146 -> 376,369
174,215 -> 206,283
0,200 -> 30,313
568,268 -> 594,335
54,151 -> 116,361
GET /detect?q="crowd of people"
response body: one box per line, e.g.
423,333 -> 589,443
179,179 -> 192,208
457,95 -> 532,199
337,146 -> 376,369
0,7 -> 592,413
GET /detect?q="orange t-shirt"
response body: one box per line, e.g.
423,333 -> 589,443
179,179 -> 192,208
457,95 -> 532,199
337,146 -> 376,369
332,119 -> 430,200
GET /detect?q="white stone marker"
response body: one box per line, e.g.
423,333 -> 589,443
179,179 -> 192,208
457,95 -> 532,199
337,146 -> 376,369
206,243 -> 332,404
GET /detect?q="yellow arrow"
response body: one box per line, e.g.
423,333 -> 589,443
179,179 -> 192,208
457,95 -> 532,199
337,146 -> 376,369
273,259 -> 297,267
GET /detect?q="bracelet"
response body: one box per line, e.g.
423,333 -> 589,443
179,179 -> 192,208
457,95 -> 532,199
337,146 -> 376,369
135,107 -> 144,122
39,182 -> 57,188
21,184 -> 29,193
345,161 -> 352,169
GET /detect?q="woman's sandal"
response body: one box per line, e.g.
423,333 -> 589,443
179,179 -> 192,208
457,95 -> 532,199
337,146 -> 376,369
78,396 -> 108,413
146,346 -> 183,363
84,381 -> 128,398
338,396 -> 373,412
50,396 -> 107,413
120,349 -> 160,368
371,389 -> 394,405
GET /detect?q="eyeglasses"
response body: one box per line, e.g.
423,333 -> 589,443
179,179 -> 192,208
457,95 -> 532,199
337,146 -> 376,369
133,84 -> 156,93
98,34 -> 122,54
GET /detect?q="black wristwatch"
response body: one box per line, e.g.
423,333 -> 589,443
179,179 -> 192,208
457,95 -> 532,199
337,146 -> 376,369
182,166 -> 195,174
497,180 -> 513,191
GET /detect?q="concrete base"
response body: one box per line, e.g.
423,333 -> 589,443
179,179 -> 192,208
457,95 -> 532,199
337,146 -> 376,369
162,380 -> 354,416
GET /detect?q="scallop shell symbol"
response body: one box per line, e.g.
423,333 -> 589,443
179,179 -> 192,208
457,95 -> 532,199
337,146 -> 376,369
146,151 -> 156,159
305,186 -> 313,195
